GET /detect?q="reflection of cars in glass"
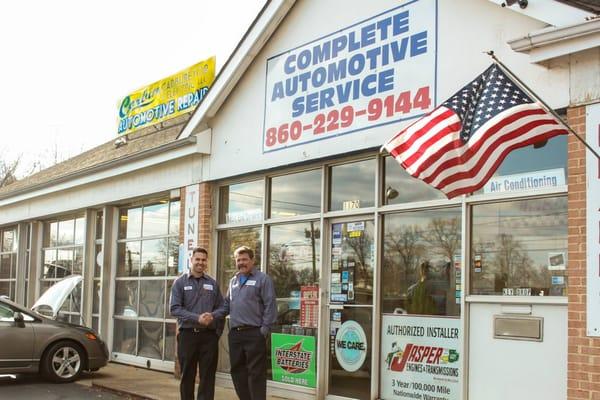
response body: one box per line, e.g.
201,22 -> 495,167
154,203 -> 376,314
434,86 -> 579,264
276,297 -> 301,327
0,275 -> 108,382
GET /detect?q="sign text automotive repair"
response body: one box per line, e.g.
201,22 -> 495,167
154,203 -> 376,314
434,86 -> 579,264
263,0 -> 436,152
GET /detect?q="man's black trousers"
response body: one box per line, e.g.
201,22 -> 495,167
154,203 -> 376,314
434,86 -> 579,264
178,329 -> 219,400
228,328 -> 267,400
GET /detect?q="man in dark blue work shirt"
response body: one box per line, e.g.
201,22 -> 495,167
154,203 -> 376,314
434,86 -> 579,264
170,247 -> 224,400
208,246 -> 277,400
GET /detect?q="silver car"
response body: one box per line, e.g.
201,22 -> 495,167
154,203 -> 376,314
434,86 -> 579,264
0,275 -> 108,382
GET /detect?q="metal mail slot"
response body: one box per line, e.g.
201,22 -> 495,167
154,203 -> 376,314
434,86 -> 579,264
493,315 -> 543,342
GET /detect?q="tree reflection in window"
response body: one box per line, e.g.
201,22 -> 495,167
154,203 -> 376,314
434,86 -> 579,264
382,208 -> 461,316
268,222 -> 320,331
471,197 -> 567,296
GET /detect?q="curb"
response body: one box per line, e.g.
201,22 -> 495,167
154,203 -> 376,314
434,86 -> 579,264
91,381 -> 158,400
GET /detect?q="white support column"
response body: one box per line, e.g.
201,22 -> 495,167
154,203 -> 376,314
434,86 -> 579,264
102,206 -> 118,353
81,209 -> 96,328
29,221 -> 43,305
14,223 -> 28,305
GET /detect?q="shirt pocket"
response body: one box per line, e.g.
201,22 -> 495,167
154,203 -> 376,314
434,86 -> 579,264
183,287 -> 199,304
242,282 -> 261,298
200,287 -> 217,304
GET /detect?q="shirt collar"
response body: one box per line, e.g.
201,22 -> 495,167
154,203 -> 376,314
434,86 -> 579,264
237,268 -> 256,280
188,271 -> 206,280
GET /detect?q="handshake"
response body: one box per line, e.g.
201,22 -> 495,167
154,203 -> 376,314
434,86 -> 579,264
198,312 -> 214,326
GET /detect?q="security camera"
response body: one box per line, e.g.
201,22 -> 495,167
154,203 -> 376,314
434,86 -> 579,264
502,0 -> 528,8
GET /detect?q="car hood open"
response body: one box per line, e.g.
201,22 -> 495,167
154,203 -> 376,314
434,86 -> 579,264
32,275 -> 82,318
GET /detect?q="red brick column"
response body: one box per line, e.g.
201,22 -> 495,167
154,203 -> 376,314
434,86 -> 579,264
566,105 -> 600,399
198,182 -> 213,261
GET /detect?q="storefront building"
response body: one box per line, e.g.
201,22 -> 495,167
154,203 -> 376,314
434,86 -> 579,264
0,1 -> 599,399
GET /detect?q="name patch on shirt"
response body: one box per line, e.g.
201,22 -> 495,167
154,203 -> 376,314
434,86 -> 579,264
203,284 -> 213,290
246,280 -> 257,286
184,286 -> 193,291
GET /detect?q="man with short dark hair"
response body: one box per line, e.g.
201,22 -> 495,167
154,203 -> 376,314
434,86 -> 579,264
207,245 -> 277,400
170,247 -> 223,400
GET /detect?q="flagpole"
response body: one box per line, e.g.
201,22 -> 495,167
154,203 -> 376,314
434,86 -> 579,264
486,50 -> 600,160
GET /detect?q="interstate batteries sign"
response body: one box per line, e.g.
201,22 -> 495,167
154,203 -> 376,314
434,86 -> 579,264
271,333 -> 316,388
263,0 -> 436,153
118,57 -> 215,135
381,315 -> 461,400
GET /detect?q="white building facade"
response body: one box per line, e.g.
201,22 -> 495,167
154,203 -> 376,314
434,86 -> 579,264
1,1 -> 599,399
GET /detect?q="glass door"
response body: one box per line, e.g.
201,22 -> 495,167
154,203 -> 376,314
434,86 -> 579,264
326,219 -> 373,400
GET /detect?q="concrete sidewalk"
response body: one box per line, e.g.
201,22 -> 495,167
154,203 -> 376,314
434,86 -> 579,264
77,362 -> 283,400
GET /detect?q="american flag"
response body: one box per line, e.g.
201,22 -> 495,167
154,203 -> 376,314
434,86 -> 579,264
383,64 -> 568,199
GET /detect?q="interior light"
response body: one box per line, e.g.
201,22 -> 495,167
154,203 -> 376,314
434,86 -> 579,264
385,186 -> 399,200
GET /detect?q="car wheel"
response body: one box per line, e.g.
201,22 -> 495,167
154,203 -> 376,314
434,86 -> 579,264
41,341 -> 85,383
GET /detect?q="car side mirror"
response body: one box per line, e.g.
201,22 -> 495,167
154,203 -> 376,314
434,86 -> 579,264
13,311 -> 24,323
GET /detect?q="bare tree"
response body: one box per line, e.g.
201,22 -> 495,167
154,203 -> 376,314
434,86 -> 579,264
0,157 -> 19,188
423,217 -> 460,261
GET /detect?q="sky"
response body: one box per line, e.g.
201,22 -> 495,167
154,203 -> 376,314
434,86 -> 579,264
0,0 -> 265,176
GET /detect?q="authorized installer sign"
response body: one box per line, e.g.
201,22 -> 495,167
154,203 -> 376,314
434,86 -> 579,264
381,315 -> 461,400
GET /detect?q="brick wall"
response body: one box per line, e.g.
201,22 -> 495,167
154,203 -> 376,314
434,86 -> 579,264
567,105 -> 600,399
198,182 -> 214,265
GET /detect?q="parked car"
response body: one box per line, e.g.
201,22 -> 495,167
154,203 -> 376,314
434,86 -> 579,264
0,275 -> 108,382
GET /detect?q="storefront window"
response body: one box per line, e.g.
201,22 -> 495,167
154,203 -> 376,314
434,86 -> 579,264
142,202 -> 169,237
113,197 -> 180,361
217,228 -> 262,294
470,197 -> 568,296
329,159 -> 375,211
382,208 -> 462,316
270,224 -> 319,333
216,227 -> 262,373
270,170 -> 321,218
219,180 -> 264,224
41,216 -> 84,323
119,207 -> 142,239
474,135 -> 568,196
0,227 -> 17,301
383,156 -> 445,205
330,221 -> 374,305
267,222 -> 320,382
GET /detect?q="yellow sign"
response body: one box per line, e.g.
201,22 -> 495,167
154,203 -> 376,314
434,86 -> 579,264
117,57 -> 215,135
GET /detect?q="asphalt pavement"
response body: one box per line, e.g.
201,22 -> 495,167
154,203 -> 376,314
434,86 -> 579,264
0,373 -> 128,399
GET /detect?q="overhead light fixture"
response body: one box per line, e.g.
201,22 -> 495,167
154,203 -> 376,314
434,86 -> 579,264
385,186 -> 399,201
114,136 -> 128,148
